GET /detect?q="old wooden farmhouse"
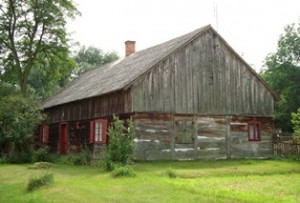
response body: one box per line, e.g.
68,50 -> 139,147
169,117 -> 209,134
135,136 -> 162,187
41,25 -> 278,160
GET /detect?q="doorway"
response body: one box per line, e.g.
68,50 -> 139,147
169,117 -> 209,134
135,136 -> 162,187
59,123 -> 68,154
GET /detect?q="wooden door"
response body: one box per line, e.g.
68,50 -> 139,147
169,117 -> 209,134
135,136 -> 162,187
59,123 -> 68,154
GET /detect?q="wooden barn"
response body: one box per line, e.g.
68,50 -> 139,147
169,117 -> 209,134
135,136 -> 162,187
41,25 -> 279,160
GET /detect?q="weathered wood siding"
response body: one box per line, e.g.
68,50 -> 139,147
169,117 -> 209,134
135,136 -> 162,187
45,119 -> 109,158
45,90 -> 131,123
133,113 -> 173,160
47,120 -> 91,154
132,30 -> 274,116
132,113 -> 273,160
230,116 -> 274,158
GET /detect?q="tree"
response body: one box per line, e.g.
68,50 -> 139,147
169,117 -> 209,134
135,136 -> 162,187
261,21 -> 300,132
73,46 -> 119,76
291,107 -> 300,136
0,83 -> 44,157
0,0 -> 79,94
27,54 -> 77,98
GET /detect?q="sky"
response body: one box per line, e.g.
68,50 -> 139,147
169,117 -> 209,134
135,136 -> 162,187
67,0 -> 300,72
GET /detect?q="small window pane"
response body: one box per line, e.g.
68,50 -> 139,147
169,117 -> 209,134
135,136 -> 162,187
249,125 -> 255,140
42,127 -> 47,143
94,121 -> 102,142
248,122 -> 260,141
255,124 -> 260,139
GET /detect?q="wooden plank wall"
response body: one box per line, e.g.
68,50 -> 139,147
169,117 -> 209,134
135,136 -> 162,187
45,90 -> 131,123
132,113 -> 273,160
131,30 -> 274,116
230,116 -> 274,158
47,119 -> 92,154
132,113 -> 173,160
44,113 -> 273,160
46,119 -> 110,157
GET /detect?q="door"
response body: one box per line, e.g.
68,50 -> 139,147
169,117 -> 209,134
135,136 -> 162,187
59,123 -> 68,154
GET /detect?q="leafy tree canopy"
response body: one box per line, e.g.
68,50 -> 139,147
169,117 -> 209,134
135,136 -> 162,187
291,107 -> 300,136
73,46 -> 119,76
0,0 -> 80,94
0,82 -> 44,155
261,21 -> 300,132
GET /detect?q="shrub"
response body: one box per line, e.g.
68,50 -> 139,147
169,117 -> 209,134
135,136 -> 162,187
73,150 -> 91,165
106,115 -> 136,165
26,173 -> 54,192
291,107 -> 300,139
0,153 -> 8,163
48,154 -> 61,163
62,150 -> 91,166
28,162 -> 53,169
111,166 -> 136,178
32,146 -> 51,163
104,159 -> 115,172
8,151 -> 32,164
166,168 -> 177,178
90,159 -> 104,167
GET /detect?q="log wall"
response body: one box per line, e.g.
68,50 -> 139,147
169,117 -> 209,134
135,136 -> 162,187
132,113 -> 273,160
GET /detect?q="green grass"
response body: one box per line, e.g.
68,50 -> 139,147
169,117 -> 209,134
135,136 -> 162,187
0,159 -> 299,203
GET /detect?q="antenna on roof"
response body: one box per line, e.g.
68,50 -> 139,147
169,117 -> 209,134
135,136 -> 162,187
213,2 -> 219,31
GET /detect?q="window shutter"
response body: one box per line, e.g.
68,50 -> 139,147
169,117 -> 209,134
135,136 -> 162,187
45,125 -> 49,143
101,119 -> 108,144
90,121 -> 95,144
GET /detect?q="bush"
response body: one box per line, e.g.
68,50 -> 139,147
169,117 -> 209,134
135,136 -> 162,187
166,168 -> 177,178
8,151 -> 32,164
111,166 -> 136,178
0,153 -> 8,163
291,107 -> 300,138
32,146 -> 51,163
106,115 -> 136,165
26,173 -> 54,192
61,150 -> 91,165
104,159 -> 115,172
28,162 -> 53,169
73,150 -> 91,165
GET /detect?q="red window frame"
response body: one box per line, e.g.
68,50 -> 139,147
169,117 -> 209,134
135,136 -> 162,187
90,119 -> 108,144
247,121 -> 261,141
39,125 -> 49,144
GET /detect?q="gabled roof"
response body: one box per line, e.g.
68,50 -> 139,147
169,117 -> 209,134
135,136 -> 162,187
43,25 -> 279,109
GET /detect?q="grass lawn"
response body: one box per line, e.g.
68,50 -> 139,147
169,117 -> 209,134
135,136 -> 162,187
0,159 -> 299,203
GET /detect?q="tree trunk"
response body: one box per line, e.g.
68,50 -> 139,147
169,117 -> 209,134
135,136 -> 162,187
4,142 -> 15,158
20,77 -> 28,94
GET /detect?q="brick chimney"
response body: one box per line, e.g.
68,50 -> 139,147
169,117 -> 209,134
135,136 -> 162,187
125,40 -> 136,57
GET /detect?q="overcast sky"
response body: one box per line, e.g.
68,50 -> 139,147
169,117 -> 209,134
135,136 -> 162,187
67,0 -> 300,72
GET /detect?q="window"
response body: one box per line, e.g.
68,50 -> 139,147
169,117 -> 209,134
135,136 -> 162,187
248,121 -> 261,141
39,125 -> 49,144
174,119 -> 194,144
90,119 -> 108,144
95,121 -> 103,142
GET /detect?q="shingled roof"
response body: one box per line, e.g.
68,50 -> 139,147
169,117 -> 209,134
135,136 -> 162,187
43,25 -> 211,108
43,25 -> 279,109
